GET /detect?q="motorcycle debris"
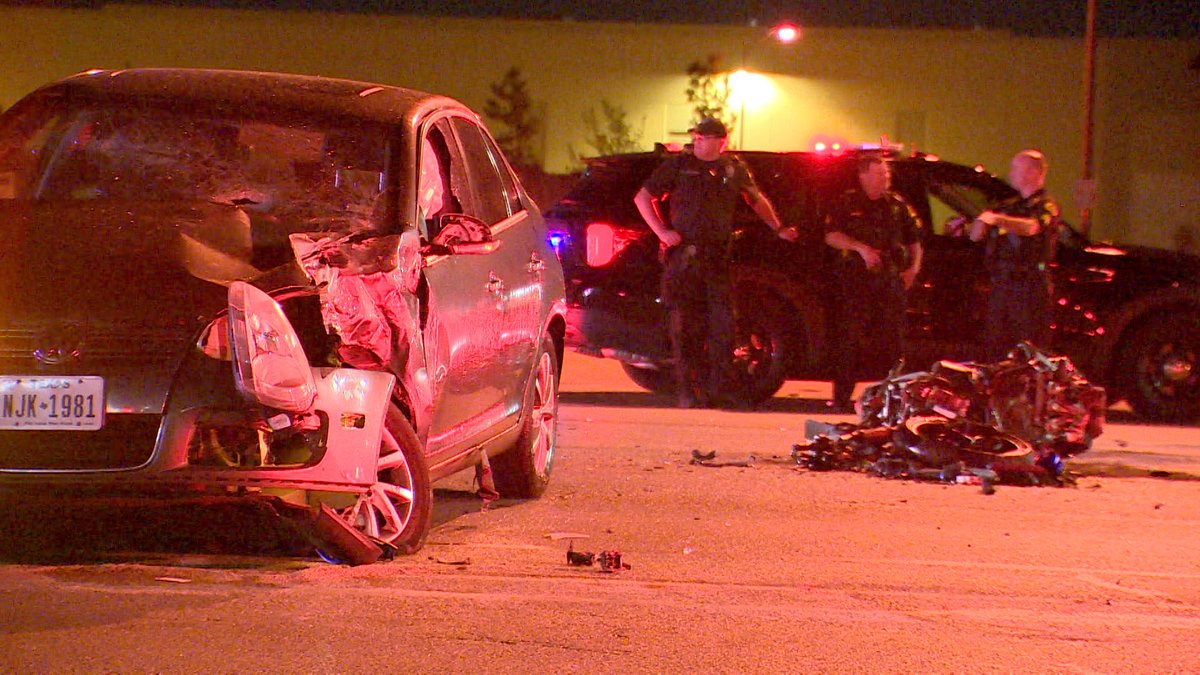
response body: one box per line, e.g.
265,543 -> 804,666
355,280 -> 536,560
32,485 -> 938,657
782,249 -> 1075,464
690,449 -> 754,467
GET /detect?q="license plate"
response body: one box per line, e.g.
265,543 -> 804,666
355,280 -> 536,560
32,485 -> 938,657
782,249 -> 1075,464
0,376 -> 105,430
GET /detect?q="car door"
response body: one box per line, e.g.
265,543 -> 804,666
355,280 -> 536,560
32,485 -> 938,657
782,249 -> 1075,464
447,116 -> 544,405
416,115 -> 524,456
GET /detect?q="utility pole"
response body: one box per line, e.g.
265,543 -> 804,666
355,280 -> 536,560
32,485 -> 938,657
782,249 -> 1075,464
1079,0 -> 1097,237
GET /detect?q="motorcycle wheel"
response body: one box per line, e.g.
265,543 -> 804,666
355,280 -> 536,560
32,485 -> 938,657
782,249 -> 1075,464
893,415 -> 1034,467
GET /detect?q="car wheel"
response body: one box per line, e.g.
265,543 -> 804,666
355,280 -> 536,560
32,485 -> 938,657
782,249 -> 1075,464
1116,315 -> 1200,423
492,334 -> 560,498
619,361 -> 675,394
334,404 -> 432,555
718,294 -> 792,405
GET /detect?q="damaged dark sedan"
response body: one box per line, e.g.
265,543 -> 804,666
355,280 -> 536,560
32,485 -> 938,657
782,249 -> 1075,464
0,69 -> 566,561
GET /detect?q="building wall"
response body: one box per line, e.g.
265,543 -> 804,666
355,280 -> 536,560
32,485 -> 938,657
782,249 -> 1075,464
1,3 -> 1197,245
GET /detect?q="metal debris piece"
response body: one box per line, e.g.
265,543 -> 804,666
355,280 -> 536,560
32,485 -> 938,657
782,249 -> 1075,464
546,532 -> 591,541
566,542 -> 630,572
690,449 -> 755,467
598,550 -> 631,572
566,542 -> 595,566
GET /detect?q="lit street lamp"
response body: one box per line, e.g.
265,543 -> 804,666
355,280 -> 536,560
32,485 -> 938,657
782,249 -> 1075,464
734,21 -> 801,148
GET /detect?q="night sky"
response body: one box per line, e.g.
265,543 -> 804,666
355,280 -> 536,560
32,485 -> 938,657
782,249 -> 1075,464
51,1 -> 1200,38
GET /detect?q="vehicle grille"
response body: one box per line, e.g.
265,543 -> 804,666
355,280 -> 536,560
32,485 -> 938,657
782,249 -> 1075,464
0,326 -> 189,362
0,414 -> 162,470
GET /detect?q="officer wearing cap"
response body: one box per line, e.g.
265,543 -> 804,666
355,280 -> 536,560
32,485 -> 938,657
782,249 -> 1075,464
969,149 -> 1061,360
823,154 -> 924,412
634,117 -> 797,408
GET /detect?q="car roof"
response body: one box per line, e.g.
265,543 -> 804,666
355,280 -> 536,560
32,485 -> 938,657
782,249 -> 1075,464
34,68 -> 468,127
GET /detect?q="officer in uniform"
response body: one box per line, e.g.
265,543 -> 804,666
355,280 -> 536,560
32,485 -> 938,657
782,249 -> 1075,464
633,117 -> 797,408
969,149 -> 1060,361
823,154 -> 924,412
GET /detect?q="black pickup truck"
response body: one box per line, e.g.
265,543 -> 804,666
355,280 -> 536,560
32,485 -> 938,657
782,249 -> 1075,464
545,146 -> 1200,422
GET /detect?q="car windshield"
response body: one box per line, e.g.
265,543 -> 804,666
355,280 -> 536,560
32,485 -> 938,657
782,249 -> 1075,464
0,93 -> 395,281
0,94 -> 391,229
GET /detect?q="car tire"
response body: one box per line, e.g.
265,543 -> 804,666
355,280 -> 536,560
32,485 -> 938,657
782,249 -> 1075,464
619,361 -> 675,394
332,404 -> 432,555
492,334 -> 560,498
717,292 -> 793,405
1116,315 -> 1200,423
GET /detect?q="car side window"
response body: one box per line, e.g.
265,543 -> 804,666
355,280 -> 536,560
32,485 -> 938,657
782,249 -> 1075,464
929,180 -> 992,237
449,117 -> 513,225
419,120 -> 468,241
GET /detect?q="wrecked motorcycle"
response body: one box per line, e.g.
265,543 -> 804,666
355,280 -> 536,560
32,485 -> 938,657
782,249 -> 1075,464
797,342 -> 1106,484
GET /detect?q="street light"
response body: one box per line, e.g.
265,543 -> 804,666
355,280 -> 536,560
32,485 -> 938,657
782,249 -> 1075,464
735,21 -> 801,148
770,22 -> 801,44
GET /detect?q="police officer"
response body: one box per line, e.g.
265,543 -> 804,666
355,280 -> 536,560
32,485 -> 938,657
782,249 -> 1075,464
633,117 -> 797,408
969,149 -> 1060,361
823,154 -> 924,412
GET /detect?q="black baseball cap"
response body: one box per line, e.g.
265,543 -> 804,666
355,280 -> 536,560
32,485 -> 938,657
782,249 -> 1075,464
689,117 -> 728,138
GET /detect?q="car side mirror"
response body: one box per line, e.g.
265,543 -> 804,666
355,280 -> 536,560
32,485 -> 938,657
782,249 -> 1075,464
423,213 -> 501,256
430,213 -> 492,246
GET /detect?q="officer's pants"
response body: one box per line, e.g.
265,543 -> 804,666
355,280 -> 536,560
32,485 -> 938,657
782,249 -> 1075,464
830,268 -> 906,403
662,249 -> 734,401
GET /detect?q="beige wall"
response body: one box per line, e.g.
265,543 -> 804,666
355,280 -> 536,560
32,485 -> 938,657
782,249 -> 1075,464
2,4 -> 1197,245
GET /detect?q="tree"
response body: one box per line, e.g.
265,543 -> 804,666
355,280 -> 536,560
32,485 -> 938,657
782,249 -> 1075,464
483,66 -> 542,167
573,99 -> 644,159
684,54 -> 737,140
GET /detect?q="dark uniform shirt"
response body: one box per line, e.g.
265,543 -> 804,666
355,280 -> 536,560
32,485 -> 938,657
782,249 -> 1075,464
641,151 -> 756,266
823,188 -> 921,275
984,188 -> 1060,277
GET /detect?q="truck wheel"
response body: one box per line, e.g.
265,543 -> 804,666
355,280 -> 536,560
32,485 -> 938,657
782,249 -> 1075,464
620,361 -> 675,394
492,334 -> 560,498
1116,315 -> 1200,423
716,295 -> 793,405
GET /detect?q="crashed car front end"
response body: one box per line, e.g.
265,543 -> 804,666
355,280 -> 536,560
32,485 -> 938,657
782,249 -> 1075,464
0,71 -> 422,561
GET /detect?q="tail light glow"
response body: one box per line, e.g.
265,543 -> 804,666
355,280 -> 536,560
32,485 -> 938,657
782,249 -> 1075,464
586,222 -> 617,266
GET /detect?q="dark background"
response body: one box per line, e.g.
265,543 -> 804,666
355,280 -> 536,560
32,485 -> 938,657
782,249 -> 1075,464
17,0 -> 1200,37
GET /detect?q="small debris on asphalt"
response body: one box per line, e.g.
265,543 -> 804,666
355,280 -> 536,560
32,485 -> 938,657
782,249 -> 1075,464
565,542 -> 631,572
689,449 -> 755,467
545,532 -> 591,541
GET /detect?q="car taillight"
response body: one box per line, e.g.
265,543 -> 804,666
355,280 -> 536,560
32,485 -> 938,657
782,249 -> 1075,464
227,281 -> 317,412
585,222 -> 640,267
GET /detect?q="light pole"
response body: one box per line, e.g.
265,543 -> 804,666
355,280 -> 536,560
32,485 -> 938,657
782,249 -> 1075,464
1078,0 -> 1097,237
734,21 -> 800,149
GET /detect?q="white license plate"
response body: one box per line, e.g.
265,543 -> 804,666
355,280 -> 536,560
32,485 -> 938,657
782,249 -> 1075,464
0,376 -> 105,430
